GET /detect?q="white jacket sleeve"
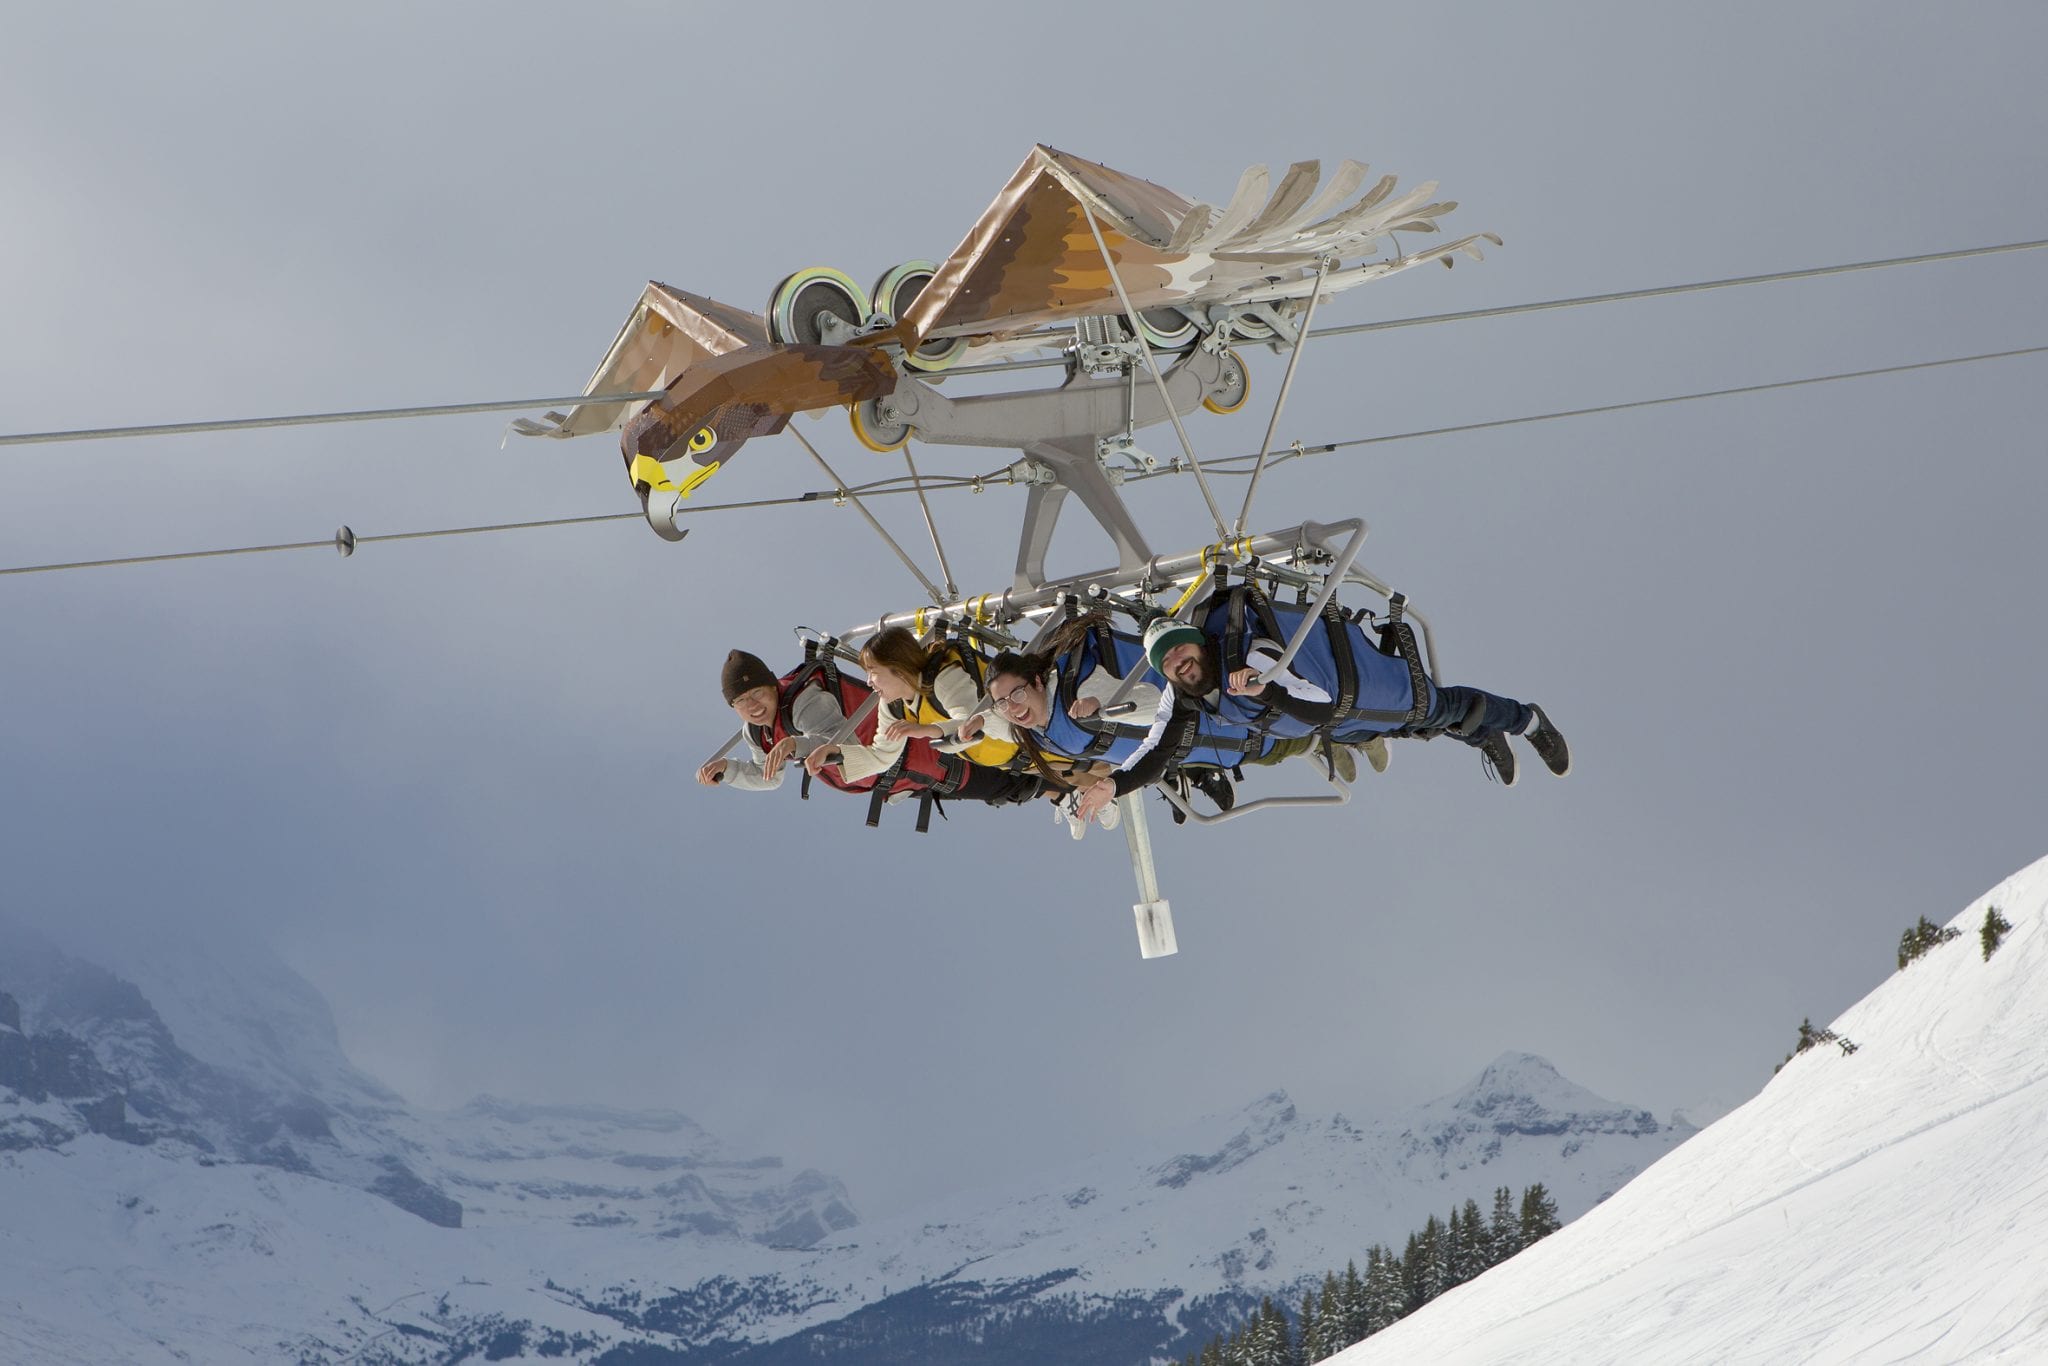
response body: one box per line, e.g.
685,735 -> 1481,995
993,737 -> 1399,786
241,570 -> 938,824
833,706 -> 908,782
789,684 -> 851,755
931,665 -> 1014,747
1115,685 -> 1180,774
1074,664 -> 1161,719
719,730 -> 777,791
1245,641 -> 1332,703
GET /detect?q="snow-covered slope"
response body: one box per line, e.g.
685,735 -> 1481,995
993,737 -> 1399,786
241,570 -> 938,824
1336,855 -> 2048,1365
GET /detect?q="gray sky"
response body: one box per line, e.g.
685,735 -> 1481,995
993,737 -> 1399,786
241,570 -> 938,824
4,3 -> 2044,1219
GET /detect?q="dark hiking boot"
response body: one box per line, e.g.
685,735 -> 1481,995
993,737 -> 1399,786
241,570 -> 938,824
1479,730 -> 1518,787
1190,767 -> 1237,811
1521,705 -> 1571,777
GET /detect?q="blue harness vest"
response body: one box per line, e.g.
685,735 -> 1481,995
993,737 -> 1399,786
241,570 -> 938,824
1037,623 -> 1272,768
1199,588 -> 1435,740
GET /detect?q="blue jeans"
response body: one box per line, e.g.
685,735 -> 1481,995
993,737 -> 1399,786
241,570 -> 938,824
1424,684 -> 1532,743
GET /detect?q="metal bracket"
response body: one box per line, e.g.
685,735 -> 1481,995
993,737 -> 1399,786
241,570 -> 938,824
884,347 -> 1236,591
1121,792 -> 1177,958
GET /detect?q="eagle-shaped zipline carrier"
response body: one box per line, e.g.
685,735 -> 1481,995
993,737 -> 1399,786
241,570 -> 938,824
518,146 -> 1496,958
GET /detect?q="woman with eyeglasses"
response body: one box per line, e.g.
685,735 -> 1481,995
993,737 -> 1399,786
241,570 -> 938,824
982,614 -> 1278,828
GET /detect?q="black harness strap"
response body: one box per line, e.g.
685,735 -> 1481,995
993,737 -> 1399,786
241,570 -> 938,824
864,728 -> 967,833
1059,626 -> 1138,760
778,643 -> 829,802
1313,596 -> 1362,769
1381,592 -> 1432,728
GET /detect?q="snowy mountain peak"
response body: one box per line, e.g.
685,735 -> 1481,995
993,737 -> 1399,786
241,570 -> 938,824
1149,1090 -> 1298,1189
1430,1052 -> 1666,1140
0,923 -> 860,1248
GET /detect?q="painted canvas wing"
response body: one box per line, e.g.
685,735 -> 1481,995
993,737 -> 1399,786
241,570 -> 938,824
511,284 -> 768,439
900,146 -> 1500,348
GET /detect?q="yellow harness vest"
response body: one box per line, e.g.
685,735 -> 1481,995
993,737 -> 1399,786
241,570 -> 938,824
908,657 -> 1019,769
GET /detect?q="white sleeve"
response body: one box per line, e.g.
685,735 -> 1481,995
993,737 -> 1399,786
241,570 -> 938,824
931,665 -> 1012,745
835,719 -> 908,783
1115,685 -> 1179,774
1245,642 -> 1331,704
1075,664 -> 1161,718
788,683 -> 851,757
719,733 -> 779,792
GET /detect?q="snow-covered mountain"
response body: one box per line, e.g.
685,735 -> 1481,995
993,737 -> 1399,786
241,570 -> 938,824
0,919 -> 858,1246
1333,855 -> 2048,1365
0,915 -> 1690,1363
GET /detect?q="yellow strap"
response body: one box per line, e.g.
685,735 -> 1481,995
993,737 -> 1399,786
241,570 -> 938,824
1167,567 -> 1211,618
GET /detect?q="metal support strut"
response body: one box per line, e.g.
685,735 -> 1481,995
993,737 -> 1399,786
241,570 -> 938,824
1078,201 -> 1232,542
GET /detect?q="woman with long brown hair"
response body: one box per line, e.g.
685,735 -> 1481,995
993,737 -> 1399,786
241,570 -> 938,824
803,627 -> 1042,809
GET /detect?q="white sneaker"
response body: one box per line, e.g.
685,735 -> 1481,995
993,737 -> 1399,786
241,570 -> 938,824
1092,793 -> 1122,831
1056,794 -> 1088,840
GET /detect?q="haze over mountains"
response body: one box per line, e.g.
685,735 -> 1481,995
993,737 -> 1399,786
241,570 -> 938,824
0,915 -> 1690,1363
11,855 -> 2044,1363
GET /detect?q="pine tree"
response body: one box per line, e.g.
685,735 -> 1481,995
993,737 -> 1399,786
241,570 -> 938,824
1441,1204 -> 1466,1288
1520,1182 -> 1562,1245
1898,914 -> 1962,969
1234,1297 -> 1271,1366
1489,1184 -> 1522,1265
1298,1287 -> 1321,1364
1415,1214 -> 1448,1305
1982,905 -> 2012,960
1249,1296 -> 1292,1366
1454,1197 -> 1490,1284
1363,1246 -> 1406,1334
1339,1258 -> 1367,1346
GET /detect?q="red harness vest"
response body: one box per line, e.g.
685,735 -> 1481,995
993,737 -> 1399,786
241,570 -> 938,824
748,663 -> 961,800
749,666 -> 882,795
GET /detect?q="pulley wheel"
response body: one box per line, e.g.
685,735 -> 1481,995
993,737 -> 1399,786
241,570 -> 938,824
871,259 -> 966,374
1201,349 -> 1252,415
871,260 -> 937,323
767,267 -> 870,346
1130,307 -> 1198,352
849,397 -> 912,453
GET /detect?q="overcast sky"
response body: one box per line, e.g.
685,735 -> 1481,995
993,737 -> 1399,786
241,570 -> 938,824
4,3 -> 2044,1219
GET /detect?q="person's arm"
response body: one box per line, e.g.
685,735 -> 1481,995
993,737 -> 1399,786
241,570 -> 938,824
1108,689 -> 1185,795
832,726 -> 906,782
1230,643 -> 1338,725
718,733 -> 781,791
787,683 -> 849,759
1076,693 -> 1194,818
930,666 -> 1012,747
1072,664 -> 1160,720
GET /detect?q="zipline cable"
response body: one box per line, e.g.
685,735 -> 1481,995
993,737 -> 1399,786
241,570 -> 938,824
1134,342 -> 2048,479
1308,237 -> 2048,342
3,239 -> 2042,452
0,393 -> 670,448
7,342 -> 2041,580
